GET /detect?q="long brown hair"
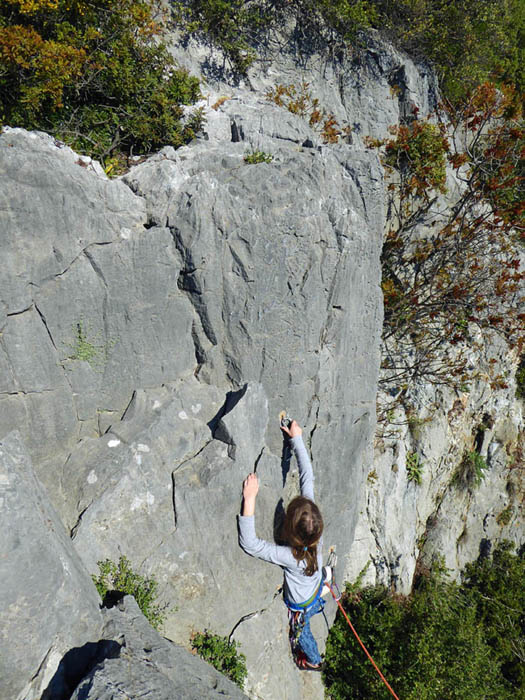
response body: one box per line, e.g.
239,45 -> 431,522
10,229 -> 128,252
283,496 -> 323,576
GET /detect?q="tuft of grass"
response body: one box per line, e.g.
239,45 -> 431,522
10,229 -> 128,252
243,149 -> 273,164
66,321 -> 115,370
192,630 -> 247,689
406,451 -> 423,484
68,321 -> 102,366
92,555 -> 167,630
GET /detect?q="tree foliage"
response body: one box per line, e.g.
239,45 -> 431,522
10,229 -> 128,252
0,0 -> 202,164
323,543 -> 525,699
371,83 -> 524,390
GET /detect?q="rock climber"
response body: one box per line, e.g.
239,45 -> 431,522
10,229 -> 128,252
238,418 -> 330,671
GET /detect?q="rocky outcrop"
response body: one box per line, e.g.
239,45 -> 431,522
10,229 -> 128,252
1,430 -> 103,700
0,430 -> 247,700
69,596 -> 248,700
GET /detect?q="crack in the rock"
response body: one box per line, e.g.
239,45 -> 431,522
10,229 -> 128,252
253,446 -> 265,473
7,304 -> 33,317
35,303 -> 57,350
171,439 -> 215,526
171,471 -> 178,528
84,249 -> 108,288
0,388 -> 57,396
70,503 -> 90,539
228,585 -> 283,644
172,440 -> 213,475
119,390 -> 137,422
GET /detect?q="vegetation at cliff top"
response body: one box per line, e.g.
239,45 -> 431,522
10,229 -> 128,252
191,630 -> 248,689
92,555 -> 167,630
0,0 -> 202,167
175,0 -> 524,105
2,0 -> 523,163
323,542 -> 525,699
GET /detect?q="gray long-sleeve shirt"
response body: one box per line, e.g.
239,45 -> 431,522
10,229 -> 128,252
238,435 -> 323,604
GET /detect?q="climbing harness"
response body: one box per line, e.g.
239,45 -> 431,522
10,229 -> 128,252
287,548 -> 339,668
284,579 -> 323,611
326,581 -> 401,700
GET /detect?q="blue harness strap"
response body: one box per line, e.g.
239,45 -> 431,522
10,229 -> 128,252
284,578 -> 323,612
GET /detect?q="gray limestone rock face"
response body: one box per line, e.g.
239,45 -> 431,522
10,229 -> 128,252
347,332 -> 525,593
0,127 -> 197,487
169,28 -> 439,150
70,596 -> 248,700
0,431 -> 103,700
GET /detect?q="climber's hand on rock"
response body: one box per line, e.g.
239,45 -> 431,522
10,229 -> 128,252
242,473 -> 258,516
243,473 -> 259,500
280,419 -> 302,439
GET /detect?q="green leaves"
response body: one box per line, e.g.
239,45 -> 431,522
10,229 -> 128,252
373,83 -> 524,393
92,555 -> 167,630
244,149 -> 273,164
0,0 -> 201,164
191,631 -> 247,688
452,450 -> 489,489
406,452 -> 423,484
324,544 -> 524,699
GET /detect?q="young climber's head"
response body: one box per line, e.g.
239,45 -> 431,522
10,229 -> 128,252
283,496 -> 324,576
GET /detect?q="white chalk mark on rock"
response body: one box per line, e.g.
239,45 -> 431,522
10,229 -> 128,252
178,410 -> 188,420
107,438 -> 120,448
87,470 -> 98,484
130,492 -> 155,511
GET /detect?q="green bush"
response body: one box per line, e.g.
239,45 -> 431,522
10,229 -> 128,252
92,555 -> 166,630
191,630 -> 247,689
383,120 -> 449,197
0,0 -> 202,164
323,543 -> 525,699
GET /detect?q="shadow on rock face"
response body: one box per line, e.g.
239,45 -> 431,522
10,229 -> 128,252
273,497 -> 286,545
209,384 -> 248,437
41,639 -> 121,700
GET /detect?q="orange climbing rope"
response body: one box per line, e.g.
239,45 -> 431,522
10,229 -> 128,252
327,582 -> 400,700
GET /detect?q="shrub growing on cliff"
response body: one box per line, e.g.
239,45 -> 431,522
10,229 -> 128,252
323,543 -> 525,699
452,450 -> 489,489
92,555 -> 166,630
374,84 -> 524,391
0,0 -> 202,164
191,630 -> 247,689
